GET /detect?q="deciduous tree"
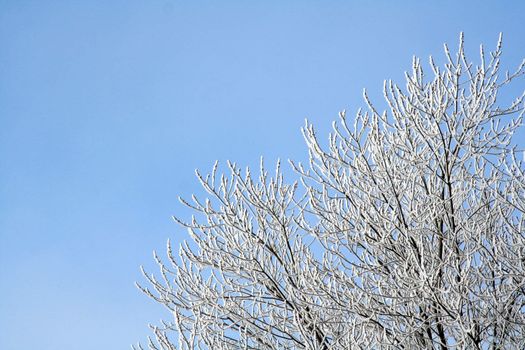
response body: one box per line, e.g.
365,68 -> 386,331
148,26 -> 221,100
136,34 -> 525,349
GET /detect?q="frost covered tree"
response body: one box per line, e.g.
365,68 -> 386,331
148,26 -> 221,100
136,34 -> 525,349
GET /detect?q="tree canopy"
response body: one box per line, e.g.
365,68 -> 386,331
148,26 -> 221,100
136,34 -> 525,349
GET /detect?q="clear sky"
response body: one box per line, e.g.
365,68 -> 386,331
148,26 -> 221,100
1,1 -> 524,349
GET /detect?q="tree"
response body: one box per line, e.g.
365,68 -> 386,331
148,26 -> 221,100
135,34 -> 525,349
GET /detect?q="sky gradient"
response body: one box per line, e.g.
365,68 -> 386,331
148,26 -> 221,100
1,1 -> 525,349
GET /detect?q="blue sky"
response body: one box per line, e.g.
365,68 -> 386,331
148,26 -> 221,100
1,1 -> 524,349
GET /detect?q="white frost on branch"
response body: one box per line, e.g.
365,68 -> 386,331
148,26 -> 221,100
135,34 -> 525,349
